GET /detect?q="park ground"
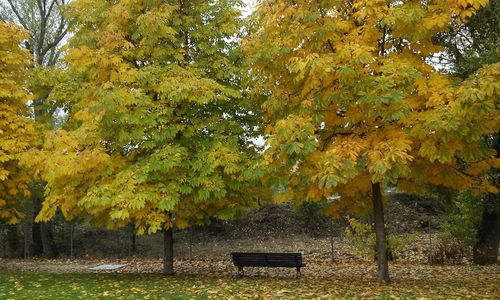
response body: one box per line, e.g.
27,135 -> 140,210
1,198 -> 499,299
0,258 -> 498,299
0,260 -> 500,299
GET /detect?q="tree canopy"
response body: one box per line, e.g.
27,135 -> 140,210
2,0 -> 498,281
0,0 -> 69,66
0,22 -> 35,224
27,0 -> 264,235
244,0 -> 499,281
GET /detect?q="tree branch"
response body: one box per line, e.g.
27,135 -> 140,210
317,4 -> 336,54
35,0 -> 48,64
46,0 -> 57,20
39,1 -> 68,65
6,0 -> 30,30
40,22 -> 68,63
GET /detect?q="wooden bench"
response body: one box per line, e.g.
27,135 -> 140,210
230,252 -> 305,277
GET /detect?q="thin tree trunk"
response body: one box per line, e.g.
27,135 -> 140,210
32,194 -> 43,256
473,197 -> 499,264
330,219 -> 335,262
473,133 -> 500,265
163,226 -> 174,275
40,222 -> 59,258
372,182 -> 390,282
131,232 -> 136,255
189,227 -> 193,261
6,225 -> 21,258
31,182 -> 58,258
70,222 -> 74,260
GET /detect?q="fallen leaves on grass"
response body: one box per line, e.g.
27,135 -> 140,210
0,259 -> 498,299
0,272 -> 498,299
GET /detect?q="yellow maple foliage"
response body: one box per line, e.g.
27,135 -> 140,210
0,22 -> 35,224
245,0 -> 497,282
247,0 -> 497,217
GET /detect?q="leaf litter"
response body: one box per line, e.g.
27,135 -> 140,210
0,256 -> 498,299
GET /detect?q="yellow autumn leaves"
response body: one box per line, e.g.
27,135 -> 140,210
0,23 -> 35,224
1,0 -> 498,231
245,0 -> 499,218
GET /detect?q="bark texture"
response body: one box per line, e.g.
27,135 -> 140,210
31,183 -> 58,258
163,226 -> 174,275
372,182 -> 390,282
6,225 -> 21,258
473,198 -> 499,265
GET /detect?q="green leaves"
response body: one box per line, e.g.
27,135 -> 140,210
266,115 -> 318,162
36,0 -> 263,234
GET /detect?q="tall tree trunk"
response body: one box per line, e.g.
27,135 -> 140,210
40,222 -> 59,258
31,181 -> 58,258
372,182 -> 390,282
32,194 -> 43,257
163,226 -> 174,275
473,197 -> 499,264
473,133 -> 500,264
6,225 -> 21,258
129,224 -> 136,256
131,233 -> 136,254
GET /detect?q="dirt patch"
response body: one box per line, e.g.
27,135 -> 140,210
0,259 -> 91,273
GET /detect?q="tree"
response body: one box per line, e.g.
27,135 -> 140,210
0,22 -> 35,225
26,0 -> 263,274
473,135 -> 500,264
1,0 -> 70,258
0,0 -> 69,66
433,0 -> 499,80
433,0 -> 499,265
244,0 -> 498,282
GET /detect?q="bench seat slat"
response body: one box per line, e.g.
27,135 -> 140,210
230,252 -> 305,272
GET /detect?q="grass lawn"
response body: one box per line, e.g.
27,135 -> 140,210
0,271 -> 498,299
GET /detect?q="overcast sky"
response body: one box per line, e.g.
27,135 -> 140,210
242,0 -> 257,17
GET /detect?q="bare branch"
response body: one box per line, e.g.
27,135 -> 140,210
47,48 -> 61,66
40,15 -> 68,63
46,0 -> 57,19
6,0 -> 30,30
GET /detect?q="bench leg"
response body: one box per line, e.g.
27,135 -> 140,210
238,267 -> 244,277
296,267 -> 301,278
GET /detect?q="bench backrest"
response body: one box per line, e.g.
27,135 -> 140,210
231,252 -> 303,267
